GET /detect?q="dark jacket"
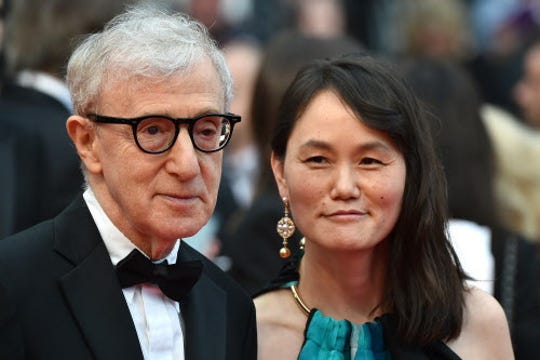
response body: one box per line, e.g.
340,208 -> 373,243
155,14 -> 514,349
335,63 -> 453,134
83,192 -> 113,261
0,195 -> 257,359
491,227 -> 540,360
0,83 -> 83,236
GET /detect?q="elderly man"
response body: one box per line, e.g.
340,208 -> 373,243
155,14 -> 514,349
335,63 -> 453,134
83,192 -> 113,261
0,5 -> 256,359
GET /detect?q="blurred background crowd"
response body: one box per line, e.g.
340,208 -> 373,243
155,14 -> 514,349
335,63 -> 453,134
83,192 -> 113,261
1,0 -> 540,357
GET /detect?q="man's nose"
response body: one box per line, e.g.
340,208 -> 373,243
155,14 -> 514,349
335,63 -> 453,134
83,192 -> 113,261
164,126 -> 200,179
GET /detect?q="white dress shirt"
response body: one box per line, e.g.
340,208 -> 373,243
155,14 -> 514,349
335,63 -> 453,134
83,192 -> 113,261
83,188 -> 185,360
448,218 -> 495,294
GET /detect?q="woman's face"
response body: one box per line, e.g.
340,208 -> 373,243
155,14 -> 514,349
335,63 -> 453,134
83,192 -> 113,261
272,90 -> 406,252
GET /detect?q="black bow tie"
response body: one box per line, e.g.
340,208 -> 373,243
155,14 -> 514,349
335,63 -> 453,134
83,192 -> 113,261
116,249 -> 203,301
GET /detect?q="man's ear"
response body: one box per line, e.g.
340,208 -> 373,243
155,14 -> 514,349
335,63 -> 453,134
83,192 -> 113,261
66,115 -> 102,174
270,151 -> 288,199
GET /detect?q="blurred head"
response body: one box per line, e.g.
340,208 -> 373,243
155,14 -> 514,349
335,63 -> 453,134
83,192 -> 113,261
270,55 -> 464,343
66,5 -> 234,259
295,0 -> 346,38
400,0 -> 474,61
4,0 -> 133,79
513,42 -> 540,128
223,37 -> 262,151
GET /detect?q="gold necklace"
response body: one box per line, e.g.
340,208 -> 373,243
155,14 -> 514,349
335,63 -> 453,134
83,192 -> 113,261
290,284 -> 311,316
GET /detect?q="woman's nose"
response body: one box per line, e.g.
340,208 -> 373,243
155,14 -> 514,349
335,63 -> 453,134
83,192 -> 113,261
330,164 -> 361,200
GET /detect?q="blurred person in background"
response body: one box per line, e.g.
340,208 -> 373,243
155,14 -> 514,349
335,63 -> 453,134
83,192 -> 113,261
0,0 -> 6,80
0,0 -> 134,237
177,0 -> 235,45
294,0 -> 346,38
480,39 -> 540,245
389,0 -> 540,246
397,0 -> 475,62
221,38 -> 262,210
170,0 -> 261,46
513,40 -> 540,129
392,0 -> 540,117
469,0 -> 540,115
0,0 -> 36,239
402,57 -> 540,359
217,38 -> 262,240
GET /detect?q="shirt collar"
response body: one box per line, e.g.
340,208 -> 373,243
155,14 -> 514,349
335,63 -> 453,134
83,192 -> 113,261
16,70 -> 73,112
83,187 -> 181,305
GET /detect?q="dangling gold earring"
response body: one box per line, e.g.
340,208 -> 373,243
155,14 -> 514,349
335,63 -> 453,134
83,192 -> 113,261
277,197 -> 295,258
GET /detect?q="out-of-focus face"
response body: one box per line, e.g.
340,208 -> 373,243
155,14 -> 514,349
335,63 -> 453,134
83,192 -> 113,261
69,58 -> 225,259
514,45 -> 540,128
223,41 -> 261,150
272,90 -> 406,253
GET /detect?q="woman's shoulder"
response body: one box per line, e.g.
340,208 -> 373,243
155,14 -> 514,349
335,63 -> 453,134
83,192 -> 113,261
254,289 -> 283,317
255,289 -> 306,360
447,287 -> 514,359
255,288 -> 304,326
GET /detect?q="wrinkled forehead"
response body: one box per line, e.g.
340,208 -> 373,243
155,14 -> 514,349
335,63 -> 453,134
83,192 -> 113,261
95,58 -> 225,109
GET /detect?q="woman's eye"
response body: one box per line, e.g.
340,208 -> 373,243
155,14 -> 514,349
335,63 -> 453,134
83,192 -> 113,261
361,157 -> 382,165
306,156 -> 326,164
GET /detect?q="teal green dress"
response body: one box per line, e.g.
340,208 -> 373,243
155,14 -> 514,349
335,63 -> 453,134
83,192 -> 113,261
258,259 -> 462,359
300,309 -> 391,360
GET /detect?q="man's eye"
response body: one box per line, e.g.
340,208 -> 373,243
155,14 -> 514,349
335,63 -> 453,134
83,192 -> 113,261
197,126 -> 218,137
145,125 -> 161,135
138,118 -> 172,136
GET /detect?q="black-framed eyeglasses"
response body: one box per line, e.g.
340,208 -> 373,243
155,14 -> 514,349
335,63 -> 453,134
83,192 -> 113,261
86,113 -> 241,154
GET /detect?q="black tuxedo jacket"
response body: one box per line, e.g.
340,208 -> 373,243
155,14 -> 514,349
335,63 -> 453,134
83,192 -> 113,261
0,83 -> 83,235
0,195 -> 257,359
0,122 -> 41,238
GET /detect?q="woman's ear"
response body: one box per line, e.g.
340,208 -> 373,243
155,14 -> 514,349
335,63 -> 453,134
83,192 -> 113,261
271,151 -> 288,199
66,115 -> 102,174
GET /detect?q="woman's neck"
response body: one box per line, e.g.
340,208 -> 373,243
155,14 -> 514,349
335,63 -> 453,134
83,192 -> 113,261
297,241 -> 388,324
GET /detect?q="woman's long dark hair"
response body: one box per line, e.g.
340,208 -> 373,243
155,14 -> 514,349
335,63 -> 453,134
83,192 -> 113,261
271,54 -> 467,345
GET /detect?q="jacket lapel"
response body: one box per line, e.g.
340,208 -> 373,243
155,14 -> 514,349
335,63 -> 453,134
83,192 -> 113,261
180,243 -> 227,360
54,195 -> 143,359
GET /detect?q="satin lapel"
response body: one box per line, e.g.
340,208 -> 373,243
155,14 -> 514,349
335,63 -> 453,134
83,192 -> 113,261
180,243 -> 227,360
55,195 -> 143,359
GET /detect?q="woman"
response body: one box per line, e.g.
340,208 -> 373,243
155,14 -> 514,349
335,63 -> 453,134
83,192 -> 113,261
254,55 -> 514,359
